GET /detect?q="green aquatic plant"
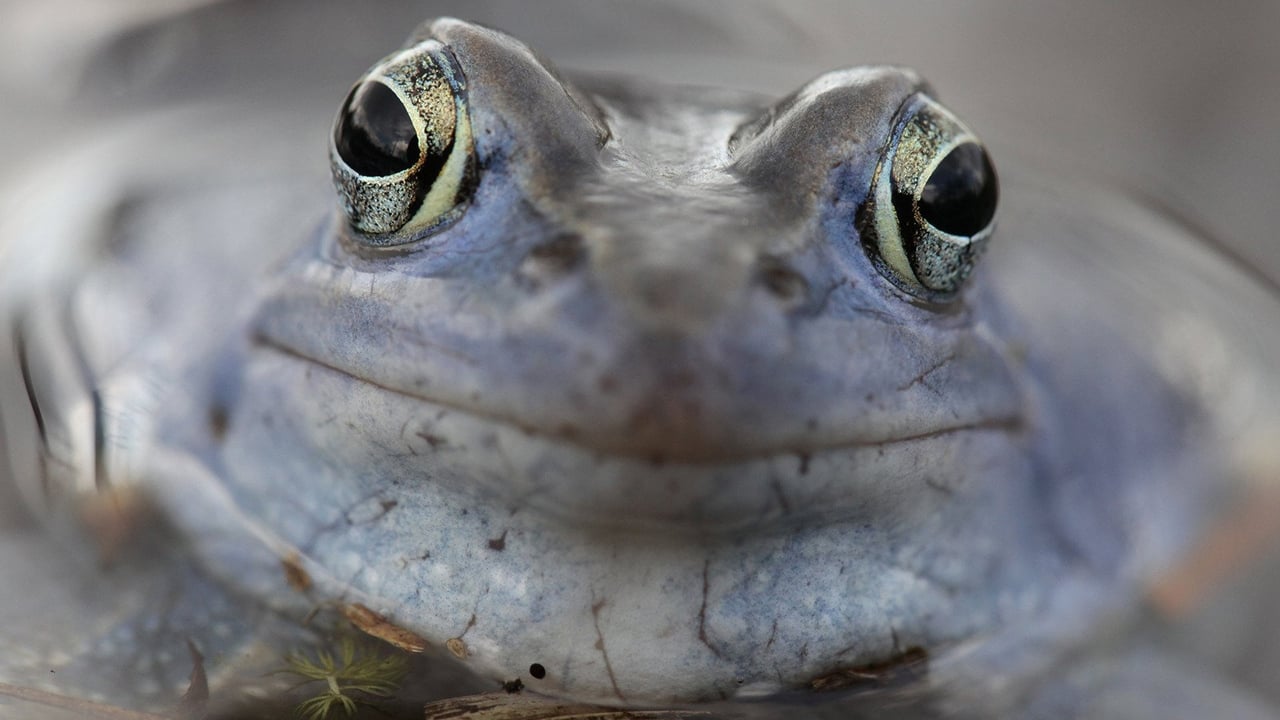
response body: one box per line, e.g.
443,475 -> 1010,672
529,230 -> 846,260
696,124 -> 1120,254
279,637 -> 408,719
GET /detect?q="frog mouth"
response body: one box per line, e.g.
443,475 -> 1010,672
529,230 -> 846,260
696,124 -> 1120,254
253,333 -> 1022,532
254,327 -> 1023,460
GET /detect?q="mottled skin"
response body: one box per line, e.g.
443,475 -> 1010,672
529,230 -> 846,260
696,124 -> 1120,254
1,17 -> 1279,720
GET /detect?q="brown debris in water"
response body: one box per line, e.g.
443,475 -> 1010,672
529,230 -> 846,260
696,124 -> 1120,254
281,552 -> 313,592
341,602 -> 429,654
445,637 -> 469,659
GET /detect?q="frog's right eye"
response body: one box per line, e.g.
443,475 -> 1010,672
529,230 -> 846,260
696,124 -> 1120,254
859,94 -> 997,301
330,41 -> 475,245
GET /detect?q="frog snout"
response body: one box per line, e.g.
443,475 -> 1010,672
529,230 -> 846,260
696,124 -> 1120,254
590,234 -> 752,332
506,229 -> 822,461
561,221 -> 805,338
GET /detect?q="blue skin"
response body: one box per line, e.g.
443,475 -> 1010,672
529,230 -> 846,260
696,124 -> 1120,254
2,16 -> 1278,720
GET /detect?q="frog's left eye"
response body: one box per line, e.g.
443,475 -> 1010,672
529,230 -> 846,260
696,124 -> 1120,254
330,41 -> 474,245
859,95 -> 997,299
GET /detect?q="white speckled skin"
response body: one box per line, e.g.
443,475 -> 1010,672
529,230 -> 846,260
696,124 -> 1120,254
3,16 -> 1280,719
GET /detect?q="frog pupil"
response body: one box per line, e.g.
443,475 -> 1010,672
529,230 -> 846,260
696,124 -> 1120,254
918,142 -> 997,236
334,81 -> 420,177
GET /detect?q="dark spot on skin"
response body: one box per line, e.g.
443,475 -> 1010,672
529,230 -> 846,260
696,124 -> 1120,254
805,418 -> 818,431
925,477 -> 954,496
517,234 -> 586,290
649,453 -> 667,468
528,663 -> 546,680
487,530 -> 508,551
208,404 -> 228,441
528,234 -> 585,271
808,646 -> 929,693
556,423 -> 580,440
416,431 -> 447,450
598,374 -> 619,394
501,678 -> 524,694
757,258 -> 809,307
380,499 -> 398,513
797,453 -> 811,476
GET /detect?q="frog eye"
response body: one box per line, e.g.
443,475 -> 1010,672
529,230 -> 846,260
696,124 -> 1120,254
330,41 -> 474,245
859,95 -> 997,299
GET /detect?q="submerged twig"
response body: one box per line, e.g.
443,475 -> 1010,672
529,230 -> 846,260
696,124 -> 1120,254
422,692 -> 713,719
0,681 -> 172,720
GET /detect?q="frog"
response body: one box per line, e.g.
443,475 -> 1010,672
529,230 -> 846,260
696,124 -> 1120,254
2,15 -> 1279,720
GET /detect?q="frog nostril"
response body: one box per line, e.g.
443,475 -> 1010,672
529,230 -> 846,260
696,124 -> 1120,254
530,234 -> 585,268
756,258 -> 809,309
518,234 -> 586,287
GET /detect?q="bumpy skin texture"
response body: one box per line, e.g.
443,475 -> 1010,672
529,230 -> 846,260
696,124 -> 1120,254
2,16 -> 1280,719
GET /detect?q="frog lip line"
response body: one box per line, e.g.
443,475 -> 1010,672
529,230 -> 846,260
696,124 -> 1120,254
254,334 -> 1025,463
